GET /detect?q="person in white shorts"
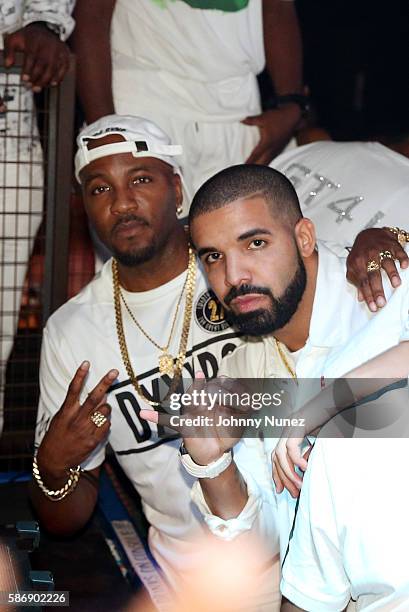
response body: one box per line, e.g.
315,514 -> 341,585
0,1 -> 74,433
71,0 -> 305,207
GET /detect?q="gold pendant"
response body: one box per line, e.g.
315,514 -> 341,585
159,352 -> 175,376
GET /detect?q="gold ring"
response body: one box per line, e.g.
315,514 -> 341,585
90,411 -> 108,428
366,259 -> 380,273
386,227 -> 409,247
379,250 -> 394,263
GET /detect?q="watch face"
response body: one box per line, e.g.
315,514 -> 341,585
276,94 -> 310,113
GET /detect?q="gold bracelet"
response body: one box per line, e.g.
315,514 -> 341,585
32,456 -> 82,502
384,226 -> 409,247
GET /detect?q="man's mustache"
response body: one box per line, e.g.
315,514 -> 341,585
111,214 -> 150,234
224,284 -> 272,306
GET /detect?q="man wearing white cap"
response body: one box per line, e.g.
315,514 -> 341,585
30,114 -> 245,596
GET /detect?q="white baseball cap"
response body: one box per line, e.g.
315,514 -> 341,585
74,114 -> 183,182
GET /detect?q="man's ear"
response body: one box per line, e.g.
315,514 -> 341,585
173,173 -> 183,212
294,218 -> 316,258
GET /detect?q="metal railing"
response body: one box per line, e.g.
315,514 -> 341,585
0,52 -> 76,470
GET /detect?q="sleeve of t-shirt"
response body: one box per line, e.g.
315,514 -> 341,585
190,465 -> 278,548
191,439 -> 280,556
22,0 -> 75,41
280,440 -> 351,612
35,324 -> 107,471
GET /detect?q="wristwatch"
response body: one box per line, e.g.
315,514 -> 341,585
179,442 -> 232,479
275,93 -> 310,115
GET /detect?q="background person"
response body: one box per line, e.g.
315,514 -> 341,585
269,131 -> 409,310
270,134 -> 409,247
71,0 -> 305,208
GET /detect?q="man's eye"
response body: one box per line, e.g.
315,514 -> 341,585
248,239 -> 266,249
132,176 -> 151,184
91,185 -> 110,195
205,252 -> 222,264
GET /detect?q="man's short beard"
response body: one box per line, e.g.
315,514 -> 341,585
109,213 -> 159,266
226,253 -> 307,336
112,244 -> 157,267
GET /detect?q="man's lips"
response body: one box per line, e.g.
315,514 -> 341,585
112,218 -> 149,238
230,294 -> 269,313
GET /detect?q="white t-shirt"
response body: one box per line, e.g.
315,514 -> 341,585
271,141 -> 409,244
35,259 -> 242,588
111,0 -> 265,122
279,246 -> 409,609
281,437 -> 409,611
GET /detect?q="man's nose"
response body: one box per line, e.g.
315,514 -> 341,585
224,255 -> 251,289
110,186 -> 138,214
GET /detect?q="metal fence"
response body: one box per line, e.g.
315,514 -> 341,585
0,52 -> 76,471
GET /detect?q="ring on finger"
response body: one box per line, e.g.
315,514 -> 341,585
379,250 -> 394,264
90,410 -> 108,428
366,259 -> 380,273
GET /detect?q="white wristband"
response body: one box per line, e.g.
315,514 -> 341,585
179,443 -> 232,479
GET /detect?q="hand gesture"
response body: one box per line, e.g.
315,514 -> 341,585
36,362 -> 118,479
140,373 -> 254,466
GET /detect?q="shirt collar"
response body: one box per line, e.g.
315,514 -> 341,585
307,241 -> 359,348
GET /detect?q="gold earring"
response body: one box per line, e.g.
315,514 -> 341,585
176,204 -> 183,216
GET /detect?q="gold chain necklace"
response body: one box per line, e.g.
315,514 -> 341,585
117,262 -> 189,376
112,248 -> 196,407
274,338 -> 297,379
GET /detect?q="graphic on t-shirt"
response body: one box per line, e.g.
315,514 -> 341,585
109,332 -> 239,453
195,290 -> 230,333
283,162 -> 370,226
35,332 -> 240,456
150,0 -> 249,11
